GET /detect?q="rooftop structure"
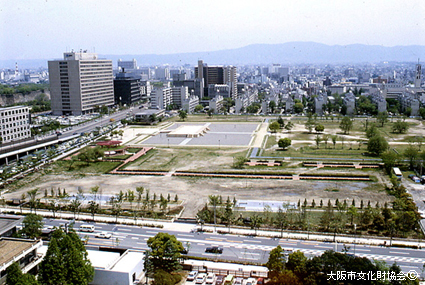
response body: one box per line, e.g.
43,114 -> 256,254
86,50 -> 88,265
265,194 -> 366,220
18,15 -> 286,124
0,238 -> 44,284
0,216 -> 23,237
184,259 -> 268,278
88,249 -> 145,285
167,124 -> 210,138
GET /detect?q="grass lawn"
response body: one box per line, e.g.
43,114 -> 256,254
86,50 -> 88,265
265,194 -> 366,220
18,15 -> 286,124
124,147 -> 248,172
54,160 -> 122,174
105,154 -> 132,160
126,147 -> 143,153
262,134 -> 371,159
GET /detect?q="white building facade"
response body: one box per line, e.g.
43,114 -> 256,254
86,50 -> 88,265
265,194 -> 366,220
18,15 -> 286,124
0,106 -> 31,143
48,51 -> 114,115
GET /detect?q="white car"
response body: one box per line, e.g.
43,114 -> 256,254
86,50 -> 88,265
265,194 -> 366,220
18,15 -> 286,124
187,271 -> 198,281
245,278 -> 257,285
206,272 -> 216,284
195,273 -> 207,284
95,231 -> 112,239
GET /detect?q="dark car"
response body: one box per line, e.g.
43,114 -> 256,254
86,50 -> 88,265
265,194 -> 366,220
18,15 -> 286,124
215,275 -> 225,285
205,246 -> 223,254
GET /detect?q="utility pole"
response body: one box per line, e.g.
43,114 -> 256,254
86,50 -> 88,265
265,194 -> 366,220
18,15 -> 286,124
214,199 -> 217,233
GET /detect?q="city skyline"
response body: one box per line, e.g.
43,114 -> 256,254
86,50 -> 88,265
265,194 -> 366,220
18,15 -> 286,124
1,0 -> 425,61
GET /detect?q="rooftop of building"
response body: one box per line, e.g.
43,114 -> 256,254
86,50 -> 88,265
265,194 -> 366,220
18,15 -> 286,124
87,250 -> 121,270
0,216 -> 22,236
134,109 -> 165,116
0,238 -> 41,266
0,105 -> 28,111
110,251 -> 145,272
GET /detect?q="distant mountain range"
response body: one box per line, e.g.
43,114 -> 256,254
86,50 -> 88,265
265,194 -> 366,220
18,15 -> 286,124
3,42 -> 425,68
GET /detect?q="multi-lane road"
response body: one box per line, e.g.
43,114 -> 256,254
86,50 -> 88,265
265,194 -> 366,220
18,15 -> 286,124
42,219 -> 425,276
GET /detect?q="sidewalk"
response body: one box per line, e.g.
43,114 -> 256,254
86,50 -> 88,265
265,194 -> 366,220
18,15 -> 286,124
2,206 -> 424,249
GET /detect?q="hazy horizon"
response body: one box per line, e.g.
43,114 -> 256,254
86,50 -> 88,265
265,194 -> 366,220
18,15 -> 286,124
1,0 -> 424,61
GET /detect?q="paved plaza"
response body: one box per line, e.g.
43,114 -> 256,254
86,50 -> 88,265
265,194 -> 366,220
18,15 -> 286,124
133,122 -> 260,146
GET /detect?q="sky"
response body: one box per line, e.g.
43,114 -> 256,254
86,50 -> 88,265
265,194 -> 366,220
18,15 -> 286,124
1,0 -> 425,60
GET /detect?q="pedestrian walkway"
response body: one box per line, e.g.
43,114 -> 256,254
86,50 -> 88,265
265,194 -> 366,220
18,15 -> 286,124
110,147 -> 153,174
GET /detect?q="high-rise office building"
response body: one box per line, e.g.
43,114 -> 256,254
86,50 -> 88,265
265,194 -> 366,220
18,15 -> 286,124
48,51 -> 114,115
114,70 -> 142,106
0,106 -> 31,143
195,60 -> 237,98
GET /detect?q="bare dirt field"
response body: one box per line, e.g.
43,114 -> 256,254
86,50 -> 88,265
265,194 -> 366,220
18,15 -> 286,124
4,169 -> 391,218
2,118 -> 402,218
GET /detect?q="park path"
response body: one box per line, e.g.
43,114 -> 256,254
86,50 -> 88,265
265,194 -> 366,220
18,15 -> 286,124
251,122 -> 269,148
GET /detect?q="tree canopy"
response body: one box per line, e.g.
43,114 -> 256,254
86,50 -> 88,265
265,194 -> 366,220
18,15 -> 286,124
39,228 -> 94,285
392,120 -> 409,134
178,110 -> 187,121
269,121 -> 281,133
145,232 -> 184,274
339,116 -> 353,134
266,248 -> 419,285
18,214 -> 43,239
278,138 -> 291,150
266,245 -> 286,278
6,262 -> 39,285
367,135 -> 389,156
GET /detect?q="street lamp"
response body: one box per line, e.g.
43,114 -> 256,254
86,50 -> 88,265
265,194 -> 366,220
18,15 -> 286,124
353,224 -> 356,255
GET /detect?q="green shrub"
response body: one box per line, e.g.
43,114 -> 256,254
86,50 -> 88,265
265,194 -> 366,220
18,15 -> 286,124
153,270 -> 182,285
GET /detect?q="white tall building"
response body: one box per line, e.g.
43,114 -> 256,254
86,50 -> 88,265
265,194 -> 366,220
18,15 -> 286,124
48,51 -> 114,115
151,87 -> 172,109
118,59 -> 137,70
415,63 -> 422,88
171,86 -> 189,108
0,106 -> 31,143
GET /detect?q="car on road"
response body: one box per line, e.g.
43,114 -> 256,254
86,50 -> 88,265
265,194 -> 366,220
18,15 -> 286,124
256,278 -> 264,285
41,225 -> 55,234
215,275 -> 225,285
408,174 -> 421,183
205,246 -> 223,254
245,277 -> 257,285
206,272 -> 216,284
79,224 -> 95,232
195,273 -> 207,284
234,277 -> 244,285
80,236 -> 89,245
95,231 -> 112,239
187,271 -> 198,281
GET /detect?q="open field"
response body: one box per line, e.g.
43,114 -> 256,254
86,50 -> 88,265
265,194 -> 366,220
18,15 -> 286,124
124,147 -> 248,172
2,171 -> 391,218
4,116 -> 422,219
3,144 -> 391,218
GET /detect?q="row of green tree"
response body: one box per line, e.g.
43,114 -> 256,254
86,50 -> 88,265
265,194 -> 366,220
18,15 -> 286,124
22,186 -> 180,222
266,246 -> 419,284
0,83 -> 48,95
195,183 -> 420,238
